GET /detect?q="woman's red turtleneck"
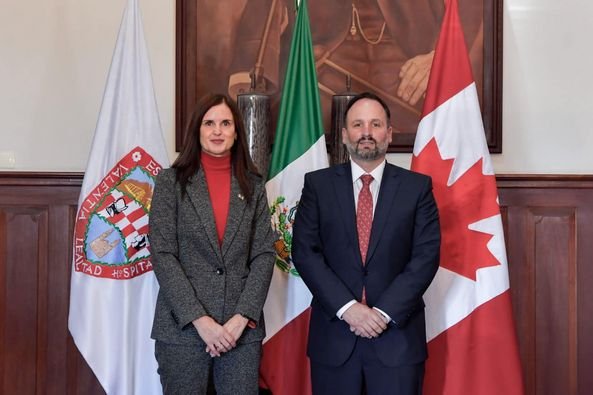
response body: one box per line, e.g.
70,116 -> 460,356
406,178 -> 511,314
201,152 -> 231,246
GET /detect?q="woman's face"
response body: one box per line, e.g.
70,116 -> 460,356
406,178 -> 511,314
199,102 -> 237,157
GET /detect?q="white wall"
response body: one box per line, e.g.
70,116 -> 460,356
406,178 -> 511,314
0,0 -> 175,171
1,0 -> 592,173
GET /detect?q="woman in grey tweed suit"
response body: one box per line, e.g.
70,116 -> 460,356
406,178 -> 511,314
149,94 -> 275,394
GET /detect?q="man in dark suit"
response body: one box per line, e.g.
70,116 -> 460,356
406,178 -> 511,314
292,92 -> 440,395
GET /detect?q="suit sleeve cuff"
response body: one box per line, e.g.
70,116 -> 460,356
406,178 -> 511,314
373,307 -> 392,324
336,300 -> 357,319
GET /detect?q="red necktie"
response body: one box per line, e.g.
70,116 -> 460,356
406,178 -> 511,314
357,174 -> 374,264
357,174 -> 373,304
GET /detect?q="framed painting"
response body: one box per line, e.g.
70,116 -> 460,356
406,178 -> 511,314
176,0 -> 502,153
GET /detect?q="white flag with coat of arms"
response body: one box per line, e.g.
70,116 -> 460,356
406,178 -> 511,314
68,0 -> 168,393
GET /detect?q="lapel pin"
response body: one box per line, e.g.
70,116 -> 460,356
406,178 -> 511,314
238,193 -> 244,200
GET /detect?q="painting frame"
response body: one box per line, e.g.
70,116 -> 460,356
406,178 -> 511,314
175,0 -> 502,153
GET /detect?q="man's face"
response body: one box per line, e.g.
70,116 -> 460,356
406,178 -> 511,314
342,98 -> 393,162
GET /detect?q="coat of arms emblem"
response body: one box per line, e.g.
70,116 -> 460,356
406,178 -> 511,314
74,147 -> 162,279
269,196 -> 300,277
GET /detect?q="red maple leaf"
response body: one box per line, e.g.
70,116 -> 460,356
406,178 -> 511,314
412,138 -> 501,280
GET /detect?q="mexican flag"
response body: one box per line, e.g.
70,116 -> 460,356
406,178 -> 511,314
259,0 -> 328,393
411,0 -> 524,393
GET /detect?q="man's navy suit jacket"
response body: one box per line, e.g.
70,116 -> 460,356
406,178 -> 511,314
292,162 -> 440,367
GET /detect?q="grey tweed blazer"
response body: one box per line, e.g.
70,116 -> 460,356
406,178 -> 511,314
149,167 -> 275,345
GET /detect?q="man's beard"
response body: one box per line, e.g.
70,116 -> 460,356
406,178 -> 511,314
345,136 -> 388,162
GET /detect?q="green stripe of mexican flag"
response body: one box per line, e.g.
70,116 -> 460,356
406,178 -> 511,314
267,0 -> 325,181
261,0 -> 328,393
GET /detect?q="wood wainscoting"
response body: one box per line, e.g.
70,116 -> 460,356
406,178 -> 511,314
498,175 -> 593,395
0,173 -> 103,395
1,172 -> 592,395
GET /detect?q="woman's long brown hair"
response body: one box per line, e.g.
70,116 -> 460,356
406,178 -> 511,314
172,93 -> 259,201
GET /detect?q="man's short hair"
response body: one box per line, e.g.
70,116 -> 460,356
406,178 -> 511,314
343,92 -> 391,125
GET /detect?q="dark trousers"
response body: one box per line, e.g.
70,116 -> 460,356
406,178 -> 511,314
155,340 -> 261,395
310,337 -> 424,395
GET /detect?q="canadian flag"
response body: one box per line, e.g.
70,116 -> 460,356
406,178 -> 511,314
411,0 -> 524,394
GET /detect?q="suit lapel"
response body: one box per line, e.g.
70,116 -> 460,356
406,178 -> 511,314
220,175 -> 247,258
186,170 -> 223,263
332,163 -> 361,264
366,164 -> 401,264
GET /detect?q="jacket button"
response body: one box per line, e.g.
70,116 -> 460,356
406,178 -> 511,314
216,268 -> 224,275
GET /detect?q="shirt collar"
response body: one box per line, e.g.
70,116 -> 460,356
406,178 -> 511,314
350,159 -> 386,185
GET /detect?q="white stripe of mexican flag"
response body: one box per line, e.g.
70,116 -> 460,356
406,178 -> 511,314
264,137 -> 327,340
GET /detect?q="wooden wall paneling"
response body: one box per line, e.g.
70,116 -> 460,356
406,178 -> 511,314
46,203 -> 70,394
0,173 -> 104,395
0,210 -> 6,394
498,176 -> 593,395
47,201 -> 99,395
1,207 -> 46,394
501,204 -> 535,393
574,189 -> 593,395
36,205 -> 50,395
531,207 -> 576,395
